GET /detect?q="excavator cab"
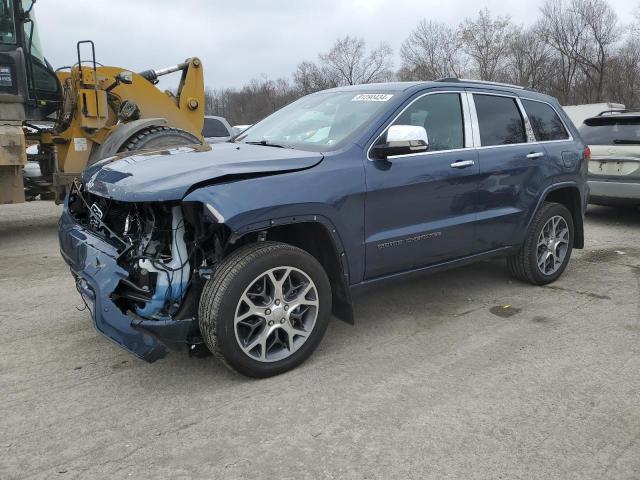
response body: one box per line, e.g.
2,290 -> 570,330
0,0 -> 61,122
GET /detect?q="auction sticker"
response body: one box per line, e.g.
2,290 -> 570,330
352,94 -> 393,102
74,137 -> 88,152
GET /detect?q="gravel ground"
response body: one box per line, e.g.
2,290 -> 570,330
1,201 -> 638,480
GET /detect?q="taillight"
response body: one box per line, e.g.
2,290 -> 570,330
584,146 -> 591,161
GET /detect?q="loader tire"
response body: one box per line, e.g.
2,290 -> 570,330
119,126 -> 200,153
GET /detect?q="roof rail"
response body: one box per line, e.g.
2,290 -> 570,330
434,78 -> 526,90
597,109 -> 630,116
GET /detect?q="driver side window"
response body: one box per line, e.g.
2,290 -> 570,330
393,93 -> 465,152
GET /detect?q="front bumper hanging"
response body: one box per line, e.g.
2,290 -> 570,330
59,207 -> 196,362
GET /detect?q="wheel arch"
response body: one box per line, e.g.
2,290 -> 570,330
229,218 -> 354,325
534,183 -> 584,249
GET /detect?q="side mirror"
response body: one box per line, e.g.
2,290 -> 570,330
371,125 -> 429,160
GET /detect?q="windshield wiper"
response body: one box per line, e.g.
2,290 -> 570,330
244,140 -> 288,148
613,139 -> 640,145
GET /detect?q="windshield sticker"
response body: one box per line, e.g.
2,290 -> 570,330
352,94 -> 394,102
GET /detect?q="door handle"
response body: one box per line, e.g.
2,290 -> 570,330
450,160 -> 475,169
526,152 -> 545,159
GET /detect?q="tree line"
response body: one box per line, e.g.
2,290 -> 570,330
205,0 -> 640,125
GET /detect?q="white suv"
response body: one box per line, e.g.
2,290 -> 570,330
580,112 -> 640,207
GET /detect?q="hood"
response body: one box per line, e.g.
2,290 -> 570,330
82,142 -> 324,202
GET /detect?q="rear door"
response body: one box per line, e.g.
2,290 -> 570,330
520,96 -> 578,185
363,90 -> 480,279
469,91 -> 548,251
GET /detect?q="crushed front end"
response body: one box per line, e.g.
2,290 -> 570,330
59,180 -> 225,362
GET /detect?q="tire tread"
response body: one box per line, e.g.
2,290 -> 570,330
120,126 -> 199,152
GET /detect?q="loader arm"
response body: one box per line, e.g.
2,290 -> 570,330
51,58 -> 205,176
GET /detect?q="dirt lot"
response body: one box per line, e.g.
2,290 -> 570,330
1,202 -> 639,479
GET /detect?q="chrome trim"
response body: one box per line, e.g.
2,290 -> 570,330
386,147 -> 469,160
450,160 -> 475,168
367,90 -> 472,161
461,91 -> 474,149
590,156 -> 640,162
466,91 -> 481,147
515,96 -> 537,143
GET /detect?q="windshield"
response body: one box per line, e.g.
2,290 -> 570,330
236,91 -> 395,152
580,117 -> 640,145
22,1 -> 45,63
0,0 -> 16,45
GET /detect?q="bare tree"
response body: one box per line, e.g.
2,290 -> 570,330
506,27 -> 553,90
399,20 -> 464,80
539,0 -> 592,104
317,36 -> 394,86
606,37 -> 640,108
205,77 -> 298,125
459,9 -> 514,81
293,61 -> 335,95
571,0 -> 620,102
293,36 -> 394,93
632,2 -> 640,36
207,4 -> 640,127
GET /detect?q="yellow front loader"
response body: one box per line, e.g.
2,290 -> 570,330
0,1 -> 205,204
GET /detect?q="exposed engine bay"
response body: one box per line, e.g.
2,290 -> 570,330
67,180 -> 226,321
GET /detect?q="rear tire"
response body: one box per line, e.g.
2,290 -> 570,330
507,202 -> 574,285
198,242 -> 332,378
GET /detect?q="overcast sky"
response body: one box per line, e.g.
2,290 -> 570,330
34,0 -> 637,90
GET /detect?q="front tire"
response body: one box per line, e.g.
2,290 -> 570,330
198,242 -> 332,378
507,202 -> 574,285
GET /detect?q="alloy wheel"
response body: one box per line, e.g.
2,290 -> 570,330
536,215 -> 570,275
234,266 -> 319,362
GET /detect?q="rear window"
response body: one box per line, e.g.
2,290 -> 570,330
522,99 -> 569,141
203,118 -> 231,138
579,117 -> 640,145
474,94 -> 526,146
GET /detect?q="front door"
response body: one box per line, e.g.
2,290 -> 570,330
364,91 -> 479,279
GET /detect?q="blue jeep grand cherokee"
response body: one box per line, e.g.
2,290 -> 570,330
59,79 -> 588,377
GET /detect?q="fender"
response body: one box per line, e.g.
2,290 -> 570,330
232,214 -> 355,325
528,181 -> 585,248
183,188 -> 356,281
195,199 -> 356,324
88,118 -> 168,164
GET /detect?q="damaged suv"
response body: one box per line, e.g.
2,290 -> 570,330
59,80 -> 588,377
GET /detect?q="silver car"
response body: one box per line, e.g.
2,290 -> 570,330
202,116 -> 234,143
579,112 -> 640,207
